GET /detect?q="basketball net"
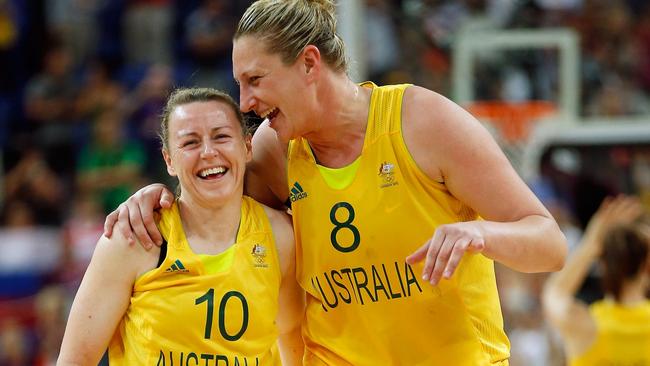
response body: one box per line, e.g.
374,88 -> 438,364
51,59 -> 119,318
465,101 -> 557,173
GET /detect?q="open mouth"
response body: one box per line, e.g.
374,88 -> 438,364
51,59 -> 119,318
260,107 -> 279,122
197,166 -> 227,180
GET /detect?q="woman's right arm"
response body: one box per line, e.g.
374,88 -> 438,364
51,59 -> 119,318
542,196 -> 643,356
57,231 -> 153,366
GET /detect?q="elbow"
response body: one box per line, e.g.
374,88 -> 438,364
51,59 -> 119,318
545,225 -> 568,272
524,219 -> 567,273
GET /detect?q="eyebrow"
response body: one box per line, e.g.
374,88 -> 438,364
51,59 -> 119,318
177,126 -> 232,138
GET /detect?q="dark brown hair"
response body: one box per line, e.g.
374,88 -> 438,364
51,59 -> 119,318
601,224 -> 649,301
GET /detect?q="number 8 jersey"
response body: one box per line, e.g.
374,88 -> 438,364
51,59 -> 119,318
108,197 -> 282,365
287,83 -> 510,365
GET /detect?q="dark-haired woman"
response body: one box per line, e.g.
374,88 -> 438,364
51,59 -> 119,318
543,195 -> 650,365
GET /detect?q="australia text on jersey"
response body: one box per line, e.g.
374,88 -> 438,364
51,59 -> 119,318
310,261 -> 423,312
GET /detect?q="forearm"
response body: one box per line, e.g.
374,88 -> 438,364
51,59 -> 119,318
481,215 -> 567,273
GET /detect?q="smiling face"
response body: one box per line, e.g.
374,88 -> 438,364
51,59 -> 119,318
163,100 -> 252,208
233,36 -> 315,144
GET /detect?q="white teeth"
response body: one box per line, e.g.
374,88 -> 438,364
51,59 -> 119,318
260,107 -> 277,119
199,167 -> 226,177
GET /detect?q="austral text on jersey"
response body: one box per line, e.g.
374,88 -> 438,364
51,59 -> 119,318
156,350 -> 259,366
310,261 -> 423,312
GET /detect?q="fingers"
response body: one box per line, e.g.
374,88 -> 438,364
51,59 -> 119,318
405,242 -> 429,265
441,237 -> 472,281
103,209 -> 119,238
160,188 -> 175,209
420,230 -> 445,283
599,195 -> 643,224
116,204 -> 135,245
414,224 -> 486,286
127,197 -> 155,249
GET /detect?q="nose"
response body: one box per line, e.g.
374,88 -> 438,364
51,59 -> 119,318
239,85 -> 255,114
200,139 -> 218,158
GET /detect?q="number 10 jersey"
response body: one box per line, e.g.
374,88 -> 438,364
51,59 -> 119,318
108,197 -> 282,365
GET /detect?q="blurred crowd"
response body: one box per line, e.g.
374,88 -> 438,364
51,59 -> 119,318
1,0 -> 650,365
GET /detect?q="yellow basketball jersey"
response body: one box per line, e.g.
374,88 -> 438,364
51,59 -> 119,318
108,196 -> 282,365
287,83 -> 510,366
570,299 -> 650,366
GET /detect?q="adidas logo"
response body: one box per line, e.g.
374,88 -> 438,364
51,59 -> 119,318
289,181 -> 308,202
165,259 -> 189,273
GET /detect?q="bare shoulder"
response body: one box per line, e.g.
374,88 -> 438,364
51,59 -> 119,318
260,204 -> 295,275
401,85 -> 550,222
93,227 -> 160,278
247,121 -> 290,208
401,85 -> 509,182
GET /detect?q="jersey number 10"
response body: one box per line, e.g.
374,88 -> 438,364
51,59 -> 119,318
195,289 -> 249,341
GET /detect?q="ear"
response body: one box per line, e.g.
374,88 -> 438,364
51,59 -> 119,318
244,134 -> 253,163
162,149 -> 177,177
300,45 -> 321,80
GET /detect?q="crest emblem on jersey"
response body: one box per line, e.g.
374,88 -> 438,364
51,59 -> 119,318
378,161 -> 398,188
251,244 -> 269,268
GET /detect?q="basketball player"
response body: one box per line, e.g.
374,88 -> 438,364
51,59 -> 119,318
104,1 -> 567,364
543,196 -> 650,365
58,88 -> 304,365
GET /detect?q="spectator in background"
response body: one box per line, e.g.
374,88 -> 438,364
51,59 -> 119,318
23,46 -> 79,173
77,108 -> 145,214
364,0 -> 400,84
4,147 -> 66,225
121,63 -> 173,181
45,0 -> 102,67
122,0 -> 173,65
543,195 -> 650,365
185,0 -> 236,92
74,60 -> 124,124
584,74 -> 650,117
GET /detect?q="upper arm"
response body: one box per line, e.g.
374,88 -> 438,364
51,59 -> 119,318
246,121 -> 290,209
58,233 -> 155,365
264,206 -> 304,332
402,86 -> 551,222
264,206 -> 304,364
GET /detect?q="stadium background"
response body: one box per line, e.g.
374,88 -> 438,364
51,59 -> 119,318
1,0 -> 649,364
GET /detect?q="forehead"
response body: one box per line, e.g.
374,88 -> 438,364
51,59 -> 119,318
232,36 -> 278,79
169,101 -> 238,134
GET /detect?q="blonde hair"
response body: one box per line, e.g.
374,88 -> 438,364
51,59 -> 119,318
235,0 -> 347,72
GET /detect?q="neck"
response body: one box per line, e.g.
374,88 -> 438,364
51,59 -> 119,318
305,73 -> 372,168
613,276 -> 648,306
177,194 -> 242,254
